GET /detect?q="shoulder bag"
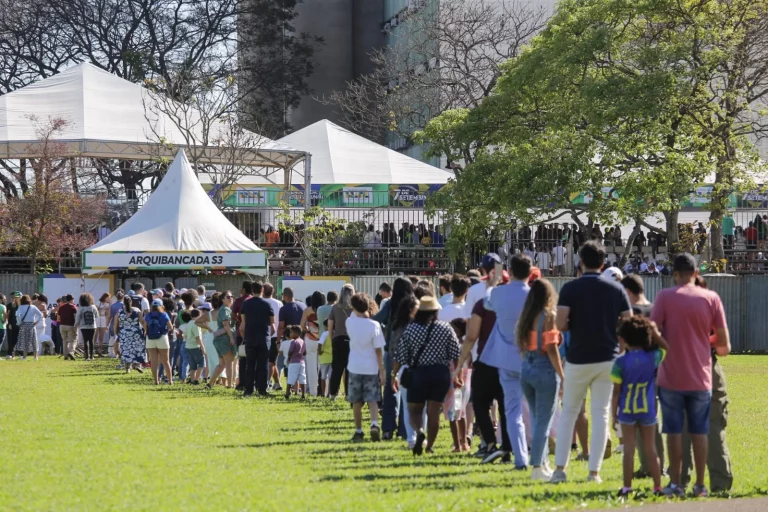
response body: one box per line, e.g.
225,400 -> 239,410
399,323 -> 435,389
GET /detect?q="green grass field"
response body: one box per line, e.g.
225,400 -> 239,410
1,356 -> 767,511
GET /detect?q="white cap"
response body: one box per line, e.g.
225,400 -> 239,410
602,267 -> 625,281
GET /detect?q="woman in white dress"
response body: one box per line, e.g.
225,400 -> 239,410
96,293 -> 111,357
196,297 -> 227,384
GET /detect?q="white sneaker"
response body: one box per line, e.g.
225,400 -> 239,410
587,474 -> 603,483
614,444 -> 624,454
20,356 -> 26,360
550,469 -> 567,484
531,467 -> 553,482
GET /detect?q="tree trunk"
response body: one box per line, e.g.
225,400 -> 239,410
622,221 -> 642,266
664,210 -> 679,255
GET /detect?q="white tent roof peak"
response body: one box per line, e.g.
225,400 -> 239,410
88,149 -> 261,253
278,119 -> 455,184
0,63 -> 303,167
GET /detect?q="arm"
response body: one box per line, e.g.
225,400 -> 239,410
544,313 -> 565,381
556,307 -> 570,332
713,327 -> 731,357
372,301 -> 389,324
376,347 -> 384,385
299,308 -> 310,334
611,383 -> 621,430
268,315 -> 275,337
326,318 -> 334,343
239,316 -> 246,339
195,315 -> 211,331
277,320 -> 286,344
114,315 -> 120,334
455,313 -> 481,377
223,318 -> 235,345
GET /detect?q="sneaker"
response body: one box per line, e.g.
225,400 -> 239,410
531,467 -> 553,482
550,469 -> 567,484
692,484 -> 709,498
571,443 -> 578,451
587,474 -> 603,484
20,356 -> 27,360
661,483 -> 685,498
351,431 -> 364,443
413,431 -> 426,456
370,425 -> 381,442
473,445 -> 489,458
614,443 -> 624,454
382,431 -> 393,441
481,448 -> 506,465
617,487 -> 633,500
603,438 -> 612,459
135,366 -> 143,373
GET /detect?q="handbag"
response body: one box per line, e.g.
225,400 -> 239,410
238,344 -> 246,357
400,323 -> 435,389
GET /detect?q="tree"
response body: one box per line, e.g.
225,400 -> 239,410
275,204 -> 349,276
418,0 -> 768,262
325,0 -> 546,143
0,118 -> 106,273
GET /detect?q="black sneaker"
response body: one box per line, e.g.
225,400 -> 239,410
413,431 -> 426,456
473,445 -> 489,458
351,431 -> 364,443
617,487 -> 633,500
370,425 -> 381,442
382,431 -> 393,441
481,448 -> 506,464
633,470 -> 651,479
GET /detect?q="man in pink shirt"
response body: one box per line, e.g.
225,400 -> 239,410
650,254 -> 730,498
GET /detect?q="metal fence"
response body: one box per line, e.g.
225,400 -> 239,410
0,274 -> 38,295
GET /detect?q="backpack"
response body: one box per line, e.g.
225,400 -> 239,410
130,295 -> 143,310
146,312 -> 165,339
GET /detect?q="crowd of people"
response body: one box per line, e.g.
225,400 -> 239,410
0,242 -> 734,499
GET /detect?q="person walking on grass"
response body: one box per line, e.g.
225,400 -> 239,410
116,296 -> 145,373
552,241 -> 632,484
327,284 -> 354,400
142,299 -> 174,385
5,292 -> 21,358
232,281 -> 253,392
262,283 -> 283,391
518,279 -> 565,481
208,291 -> 236,389
393,294 -> 461,455
75,293 -> 99,361
240,281 -> 275,397
180,309 -> 206,384
13,295 -> 43,360
651,254 -> 730,498
0,294 -> 6,356
300,291 -> 325,396
346,293 -> 386,442
316,291 -> 337,397
96,293 -> 111,357
285,326 -> 307,400
612,316 -> 669,499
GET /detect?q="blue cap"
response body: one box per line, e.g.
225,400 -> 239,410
480,253 -> 502,271
151,298 -> 163,307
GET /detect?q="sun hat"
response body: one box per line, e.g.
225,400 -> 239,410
417,295 -> 442,312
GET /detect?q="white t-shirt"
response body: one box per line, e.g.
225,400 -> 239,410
438,293 -> 454,308
463,281 -> 489,320
318,331 -> 329,346
280,339 -> 292,359
265,297 -> 283,336
345,315 -> 385,375
553,246 -> 566,266
537,251 -> 551,270
439,302 -> 466,324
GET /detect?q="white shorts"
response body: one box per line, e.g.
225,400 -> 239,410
287,362 -> 307,386
319,363 -> 332,380
97,316 -> 107,329
146,335 -> 170,350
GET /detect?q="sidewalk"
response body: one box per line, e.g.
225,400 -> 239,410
598,497 -> 768,512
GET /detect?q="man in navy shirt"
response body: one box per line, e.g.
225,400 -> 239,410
277,287 -> 306,344
551,241 -> 632,484
240,282 -> 275,396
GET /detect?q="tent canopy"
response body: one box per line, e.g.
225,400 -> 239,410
0,63 -> 304,168
83,150 -> 267,273
269,120 -> 454,185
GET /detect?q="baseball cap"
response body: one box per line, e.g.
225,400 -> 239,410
197,303 -> 212,311
12,291 -> 21,297
673,253 -> 697,273
151,289 -> 163,296
602,267 -> 624,281
480,253 -> 502,271
151,298 -> 163,307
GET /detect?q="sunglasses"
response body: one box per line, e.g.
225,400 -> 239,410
224,295 -> 233,299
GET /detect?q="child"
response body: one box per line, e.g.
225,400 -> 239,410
445,318 -> 470,452
285,326 -> 307,399
317,319 -> 332,397
611,316 -> 668,498
181,310 -> 206,384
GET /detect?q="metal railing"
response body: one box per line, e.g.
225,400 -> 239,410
266,247 -> 452,276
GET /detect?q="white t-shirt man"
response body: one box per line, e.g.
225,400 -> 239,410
463,281 -> 488,320
553,245 -> 566,266
537,251 -> 552,272
438,293 -> 454,308
345,315 -> 386,375
264,297 -> 283,337
439,302 -> 466,324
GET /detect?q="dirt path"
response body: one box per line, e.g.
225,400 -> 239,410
597,497 -> 768,512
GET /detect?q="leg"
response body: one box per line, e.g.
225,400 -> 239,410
471,363 -> 498,447
244,344 -> 257,396
353,402 -> 364,430
458,418 -> 468,450
639,424 -> 662,490
532,371 -> 560,467
587,362 -> 614,475
180,348 -> 190,382
382,352 -> 399,435
256,342 -> 270,394
554,363 -> 591,471
449,421 -> 460,450
305,339 -> 318,396
621,424 -> 637,489
148,348 -> 160,383
576,403 -> 589,454
224,353 -> 236,387
425,400 -> 443,451
659,387 -> 686,487
708,362 -> 733,493
408,402 -> 426,434
499,370 -> 528,467
159,348 -> 172,384
368,400 -> 380,426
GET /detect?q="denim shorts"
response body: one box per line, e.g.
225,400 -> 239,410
659,387 -> 711,435
619,417 -> 658,427
186,347 -> 205,371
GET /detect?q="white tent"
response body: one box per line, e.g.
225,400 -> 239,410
0,63 -> 305,168
272,120 -> 454,185
83,150 -> 267,273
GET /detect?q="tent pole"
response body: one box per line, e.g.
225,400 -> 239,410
304,153 -> 312,276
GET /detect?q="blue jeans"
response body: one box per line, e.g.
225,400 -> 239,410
659,387 -> 712,435
382,352 -> 400,433
520,355 -> 561,467
179,347 -> 191,381
499,369 -> 529,467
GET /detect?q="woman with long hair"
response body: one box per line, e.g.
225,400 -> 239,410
75,293 -> 99,360
300,291 -> 325,396
13,294 -> 43,360
96,293 -> 111,357
142,298 -> 174,385
116,296 -> 145,373
391,294 -> 420,448
327,284 -> 355,399
393,294 -> 461,455
517,279 -> 565,481
207,291 -> 236,388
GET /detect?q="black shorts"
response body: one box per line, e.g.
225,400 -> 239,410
406,364 -> 451,404
269,337 -> 278,364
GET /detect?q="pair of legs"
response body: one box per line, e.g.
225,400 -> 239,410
554,361 -> 614,478
96,326 -> 107,356
382,352 -> 399,436
81,328 -> 96,359
353,401 -> 379,429
659,387 -> 711,491
449,416 -> 469,452
209,352 -> 235,388
147,347 -> 173,385
408,400 -> 442,452
471,362 -> 512,452
244,342 -> 270,396
328,336 -> 350,397
520,361 -> 560,469
499,369 -> 529,467
621,423 -> 662,490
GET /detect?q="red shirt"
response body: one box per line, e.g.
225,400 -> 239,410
57,303 -> 77,326
472,299 -> 496,358
745,226 -> 758,242
651,284 -> 727,392
231,294 -> 253,331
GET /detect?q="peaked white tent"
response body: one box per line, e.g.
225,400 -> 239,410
276,120 -> 454,184
0,63 -> 305,168
83,150 -> 267,273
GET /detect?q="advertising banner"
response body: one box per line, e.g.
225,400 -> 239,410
83,251 -> 267,271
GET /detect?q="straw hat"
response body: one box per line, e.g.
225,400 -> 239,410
417,295 -> 442,312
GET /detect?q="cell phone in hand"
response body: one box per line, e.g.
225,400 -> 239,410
494,261 -> 504,284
